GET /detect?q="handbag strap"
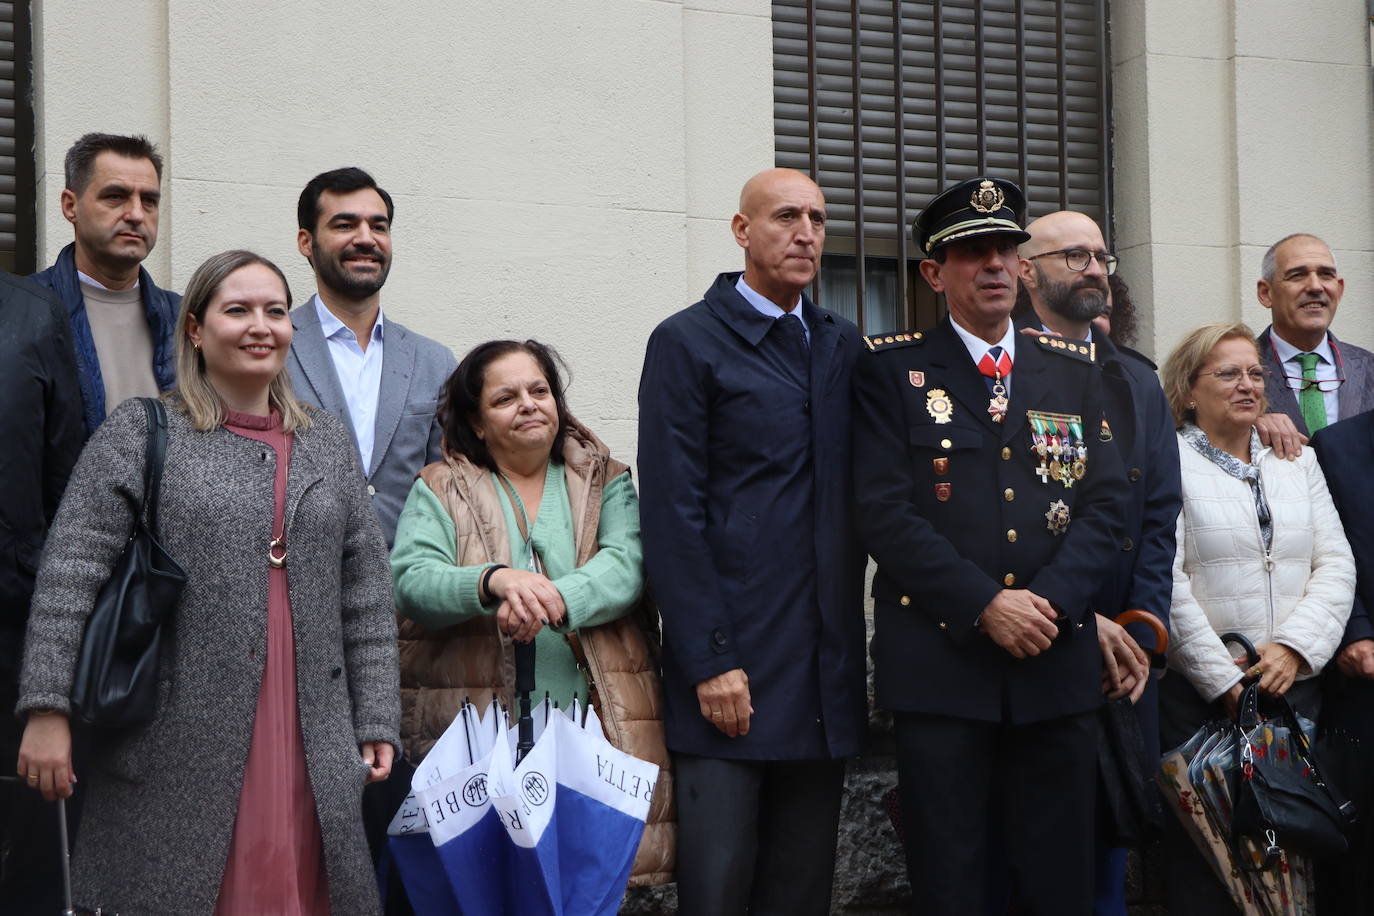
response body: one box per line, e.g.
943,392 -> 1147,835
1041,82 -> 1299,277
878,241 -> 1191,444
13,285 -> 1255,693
139,397 -> 169,536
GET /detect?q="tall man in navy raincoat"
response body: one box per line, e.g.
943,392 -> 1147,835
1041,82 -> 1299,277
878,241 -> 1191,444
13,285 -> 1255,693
638,168 -> 866,915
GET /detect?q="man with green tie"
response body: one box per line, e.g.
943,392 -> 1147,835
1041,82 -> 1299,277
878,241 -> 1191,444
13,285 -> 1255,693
1255,233 -> 1374,457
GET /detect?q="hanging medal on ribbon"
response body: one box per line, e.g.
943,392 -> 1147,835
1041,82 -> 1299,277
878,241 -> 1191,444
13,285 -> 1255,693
1026,410 -> 1086,489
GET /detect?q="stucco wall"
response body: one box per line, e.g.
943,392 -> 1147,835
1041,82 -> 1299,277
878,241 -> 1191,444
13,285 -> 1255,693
32,0 -> 774,466
1111,0 -> 1374,363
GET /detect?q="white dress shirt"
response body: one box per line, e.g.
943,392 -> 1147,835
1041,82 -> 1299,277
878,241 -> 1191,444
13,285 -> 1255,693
1268,331 -> 1340,424
312,295 -> 385,471
950,317 -> 1017,397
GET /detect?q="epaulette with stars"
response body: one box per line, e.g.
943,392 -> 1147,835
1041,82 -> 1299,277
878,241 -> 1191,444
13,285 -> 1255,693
1032,333 -> 1095,364
863,330 -> 925,353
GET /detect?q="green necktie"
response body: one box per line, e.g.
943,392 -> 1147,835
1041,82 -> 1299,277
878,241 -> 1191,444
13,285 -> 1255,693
1297,351 -> 1328,433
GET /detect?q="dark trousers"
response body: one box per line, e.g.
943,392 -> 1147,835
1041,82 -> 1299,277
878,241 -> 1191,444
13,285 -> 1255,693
672,753 -> 845,916
895,709 -> 1099,916
363,756 -> 417,916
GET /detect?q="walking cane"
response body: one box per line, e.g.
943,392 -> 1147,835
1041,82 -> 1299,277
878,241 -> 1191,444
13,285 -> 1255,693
514,639 -> 536,764
1,774 -> 75,915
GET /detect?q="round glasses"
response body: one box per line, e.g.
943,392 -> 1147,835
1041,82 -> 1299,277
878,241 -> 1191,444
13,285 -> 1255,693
1026,248 -> 1119,276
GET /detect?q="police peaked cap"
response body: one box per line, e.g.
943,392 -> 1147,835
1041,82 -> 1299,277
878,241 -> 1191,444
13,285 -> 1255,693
912,177 -> 1031,256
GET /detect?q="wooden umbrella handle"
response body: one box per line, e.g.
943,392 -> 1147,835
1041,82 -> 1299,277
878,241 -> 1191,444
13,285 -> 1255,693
1114,608 -> 1168,657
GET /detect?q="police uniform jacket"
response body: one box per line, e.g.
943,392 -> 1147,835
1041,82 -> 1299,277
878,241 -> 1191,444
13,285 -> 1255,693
1011,318 -> 1182,649
638,272 -> 867,759
853,317 -> 1126,724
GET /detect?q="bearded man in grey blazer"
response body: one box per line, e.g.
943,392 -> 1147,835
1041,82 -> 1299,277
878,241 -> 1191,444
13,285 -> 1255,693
288,167 -> 456,547
289,167 -> 455,914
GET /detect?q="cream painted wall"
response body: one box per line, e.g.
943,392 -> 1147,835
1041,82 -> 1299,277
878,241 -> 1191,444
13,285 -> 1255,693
1110,0 -> 1374,364
32,0 -> 774,465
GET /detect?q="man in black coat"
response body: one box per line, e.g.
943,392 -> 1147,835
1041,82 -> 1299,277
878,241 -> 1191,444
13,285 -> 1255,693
638,167 -> 866,915
853,178 -> 1125,915
0,272 -> 85,910
1018,210 -> 1182,914
1309,412 -> 1374,913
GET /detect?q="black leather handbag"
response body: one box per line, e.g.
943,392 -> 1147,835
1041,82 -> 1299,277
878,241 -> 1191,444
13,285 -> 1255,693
1222,632 -> 1357,866
70,397 -> 187,728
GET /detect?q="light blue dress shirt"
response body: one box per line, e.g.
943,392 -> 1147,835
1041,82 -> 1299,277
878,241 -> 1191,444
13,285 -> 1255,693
312,295 -> 386,471
736,275 -> 810,343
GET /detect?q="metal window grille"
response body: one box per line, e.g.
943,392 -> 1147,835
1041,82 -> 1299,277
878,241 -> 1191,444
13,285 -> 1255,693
0,0 -> 34,273
773,0 -> 1112,334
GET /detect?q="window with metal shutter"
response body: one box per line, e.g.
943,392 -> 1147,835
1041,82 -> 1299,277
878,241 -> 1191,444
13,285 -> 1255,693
0,0 -> 34,274
772,0 -> 1110,333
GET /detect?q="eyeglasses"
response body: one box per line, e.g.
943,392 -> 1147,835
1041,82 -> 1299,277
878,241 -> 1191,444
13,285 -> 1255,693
1283,375 -> 1346,393
1204,366 -> 1267,385
1025,248 -> 1119,276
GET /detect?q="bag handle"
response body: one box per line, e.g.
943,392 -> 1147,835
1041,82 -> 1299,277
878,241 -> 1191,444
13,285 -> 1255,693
139,398 -> 169,537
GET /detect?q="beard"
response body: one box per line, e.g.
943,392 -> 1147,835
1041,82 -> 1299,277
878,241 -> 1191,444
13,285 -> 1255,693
1036,265 -> 1107,323
312,240 -> 391,300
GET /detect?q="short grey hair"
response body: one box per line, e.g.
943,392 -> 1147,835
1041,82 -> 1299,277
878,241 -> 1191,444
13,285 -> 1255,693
1260,233 -> 1337,285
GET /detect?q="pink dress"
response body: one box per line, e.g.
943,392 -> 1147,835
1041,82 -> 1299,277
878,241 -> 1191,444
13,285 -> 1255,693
216,410 -> 331,915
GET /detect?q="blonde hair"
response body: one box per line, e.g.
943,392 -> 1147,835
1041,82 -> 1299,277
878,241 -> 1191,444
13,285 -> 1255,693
173,250 -> 312,432
1160,322 -> 1266,428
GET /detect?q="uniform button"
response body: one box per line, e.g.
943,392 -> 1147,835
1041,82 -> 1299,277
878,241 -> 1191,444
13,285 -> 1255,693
1076,622 -> 1085,629
712,629 -> 727,647
1001,447 -> 1011,460
1003,573 -> 1016,586
1003,488 -> 1014,501
331,666 -> 343,679
900,595 -> 911,606
1006,529 -> 1017,543
940,438 -> 952,450
938,622 -> 948,630
1122,537 -> 1135,551
367,484 -> 377,496
1128,467 -> 1142,482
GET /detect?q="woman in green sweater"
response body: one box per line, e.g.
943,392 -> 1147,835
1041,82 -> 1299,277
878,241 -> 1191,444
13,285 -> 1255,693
390,339 -> 645,726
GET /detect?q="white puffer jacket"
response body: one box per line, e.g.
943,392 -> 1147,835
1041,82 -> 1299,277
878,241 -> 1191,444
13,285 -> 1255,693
1169,433 -> 1355,700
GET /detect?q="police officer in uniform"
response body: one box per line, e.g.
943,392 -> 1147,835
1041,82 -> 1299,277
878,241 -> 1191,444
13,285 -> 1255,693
853,178 -> 1126,915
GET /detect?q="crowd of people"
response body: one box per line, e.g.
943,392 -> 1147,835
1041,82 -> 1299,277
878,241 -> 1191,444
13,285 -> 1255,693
0,131 -> 1370,916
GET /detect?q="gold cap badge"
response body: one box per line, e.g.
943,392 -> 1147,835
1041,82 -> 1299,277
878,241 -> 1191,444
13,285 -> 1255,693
969,179 -> 1005,214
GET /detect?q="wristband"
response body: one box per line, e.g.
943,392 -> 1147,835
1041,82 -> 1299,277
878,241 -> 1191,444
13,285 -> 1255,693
480,564 -> 508,602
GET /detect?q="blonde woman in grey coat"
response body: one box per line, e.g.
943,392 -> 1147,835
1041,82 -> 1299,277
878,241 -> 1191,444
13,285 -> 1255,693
15,250 -> 401,915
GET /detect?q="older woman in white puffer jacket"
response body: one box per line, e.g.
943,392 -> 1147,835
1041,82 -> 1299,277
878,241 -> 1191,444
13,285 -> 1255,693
1156,321 -> 1354,914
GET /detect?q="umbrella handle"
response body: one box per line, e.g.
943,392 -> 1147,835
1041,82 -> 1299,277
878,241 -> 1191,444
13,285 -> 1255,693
1115,608 -> 1168,662
1218,631 -> 1260,668
515,639 -> 536,763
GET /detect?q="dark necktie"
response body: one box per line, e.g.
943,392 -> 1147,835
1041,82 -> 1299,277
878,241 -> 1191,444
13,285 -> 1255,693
774,313 -> 810,378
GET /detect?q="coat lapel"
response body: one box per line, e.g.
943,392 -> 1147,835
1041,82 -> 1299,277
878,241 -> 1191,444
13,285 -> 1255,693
1258,328 -> 1302,424
1333,333 -> 1374,417
806,303 -> 842,396
283,422 -> 327,537
290,299 -> 358,441
371,321 -> 416,478
1001,337 -> 1050,445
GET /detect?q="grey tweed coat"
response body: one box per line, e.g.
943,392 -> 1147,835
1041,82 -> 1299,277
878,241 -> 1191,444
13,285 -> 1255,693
17,396 -> 401,915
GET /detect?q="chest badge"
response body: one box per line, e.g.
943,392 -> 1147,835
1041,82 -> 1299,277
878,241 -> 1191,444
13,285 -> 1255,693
1027,410 -> 1086,488
926,388 -> 954,424
909,370 -> 925,388
1045,499 -> 1071,535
